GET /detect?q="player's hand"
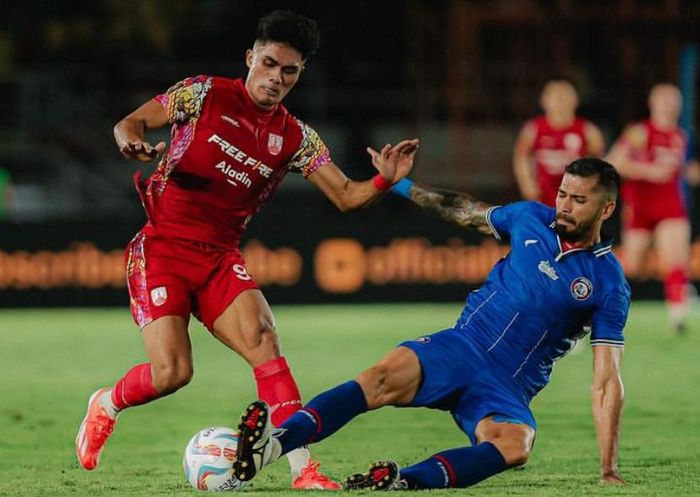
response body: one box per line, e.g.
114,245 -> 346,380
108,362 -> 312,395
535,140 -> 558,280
685,160 -> 700,186
391,139 -> 420,181
366,139 -> 420,183
119,139 -> 166,163
600,471 -> 627,485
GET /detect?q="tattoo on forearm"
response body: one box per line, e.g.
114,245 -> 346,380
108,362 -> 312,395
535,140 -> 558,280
409,184 -> 492,234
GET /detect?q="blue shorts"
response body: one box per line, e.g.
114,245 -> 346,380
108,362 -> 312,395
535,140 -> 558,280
399,328 -> 537,446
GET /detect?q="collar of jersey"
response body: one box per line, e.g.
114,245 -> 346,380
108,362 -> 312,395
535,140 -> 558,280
549,221 -> 613,261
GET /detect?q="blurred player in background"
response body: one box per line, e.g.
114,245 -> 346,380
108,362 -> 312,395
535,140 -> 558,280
513,77 -> 606,206
233,158 -> 630,490
607,83 -> 699,334
75,10 -> 419,489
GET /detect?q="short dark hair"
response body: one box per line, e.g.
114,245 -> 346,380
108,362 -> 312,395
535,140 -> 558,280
565,158 -> 620,201
256,10 -> 320,59
542,75 -> 579,93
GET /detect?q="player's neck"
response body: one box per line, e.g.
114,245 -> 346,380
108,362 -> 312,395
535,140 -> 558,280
649,116 -> 677,132
240,79 -> 278,115
560,231 -> 600,251
546,113 -> 575,129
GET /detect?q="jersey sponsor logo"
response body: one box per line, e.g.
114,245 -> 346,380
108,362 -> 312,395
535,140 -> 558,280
267,133 -> 283,155
525,239 -> 539,247
214,161 -> 253,188
232,263 -> 252,281
570,277 -> 593,301
414,336 -> 431,344
220,115 -> 241,127
150,286 -> 168,306
208,134 -> 274,178
538,260 -> 559,280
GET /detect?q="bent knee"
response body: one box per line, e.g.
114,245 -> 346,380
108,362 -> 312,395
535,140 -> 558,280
152,362 -> 193,394
356,364 -> 390,408
238,319 -> 280,365
500,443 -> 531,467
241,318 -> 276,347
356,362 -> 411,409
478,421 -> 535,467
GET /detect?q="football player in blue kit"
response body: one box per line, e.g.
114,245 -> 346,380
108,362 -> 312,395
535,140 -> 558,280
233,157 -> 630,489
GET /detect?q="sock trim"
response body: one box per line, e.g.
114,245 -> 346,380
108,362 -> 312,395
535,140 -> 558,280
304,407 -> 323,441
253,356 -> 290,380
433,455 -> 456,487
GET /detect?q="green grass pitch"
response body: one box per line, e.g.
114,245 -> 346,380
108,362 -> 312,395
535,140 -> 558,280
1,302 -> 699,496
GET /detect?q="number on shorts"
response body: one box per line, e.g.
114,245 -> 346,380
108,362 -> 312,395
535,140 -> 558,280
233,264 -> 252,281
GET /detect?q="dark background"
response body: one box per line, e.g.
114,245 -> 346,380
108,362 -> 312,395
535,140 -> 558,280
0,0 -> 698,305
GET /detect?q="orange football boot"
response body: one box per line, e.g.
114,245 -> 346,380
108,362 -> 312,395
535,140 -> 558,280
75,388 -> 117,470
292,459 -> 342,490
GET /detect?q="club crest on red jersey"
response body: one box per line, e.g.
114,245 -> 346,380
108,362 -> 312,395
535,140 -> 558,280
267,133 -> 283,155
564,132 -> 583,150
570,277 -> 592,301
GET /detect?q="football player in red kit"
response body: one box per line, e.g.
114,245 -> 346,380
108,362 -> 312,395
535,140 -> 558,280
608,83 -> 698,334
513,77 -> 605,206
75,10 -> 419,489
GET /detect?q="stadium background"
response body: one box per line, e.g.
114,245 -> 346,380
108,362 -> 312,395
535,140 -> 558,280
1,0 -> 700,306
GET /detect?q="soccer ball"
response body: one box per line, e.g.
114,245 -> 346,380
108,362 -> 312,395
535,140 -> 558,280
183,426 -> 247,492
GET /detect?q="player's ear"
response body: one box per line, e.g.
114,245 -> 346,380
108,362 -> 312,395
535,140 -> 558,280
245,49 -> 254,69
600,199 -> 616,221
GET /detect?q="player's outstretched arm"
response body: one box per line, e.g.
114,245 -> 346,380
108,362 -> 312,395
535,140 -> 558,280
307,139 -> 419,212
591,345 -> 627,485
584,122 -> 606,156
114,99 -> 169,163
392,179 -> 493,235
512,122 -> 540,200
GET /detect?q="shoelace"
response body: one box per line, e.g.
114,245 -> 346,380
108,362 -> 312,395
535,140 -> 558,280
392,479 -> 409,490
88,411 -> 114,443
300,460 -> 334,483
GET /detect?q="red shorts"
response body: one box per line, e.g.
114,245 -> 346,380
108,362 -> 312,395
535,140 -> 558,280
623,195 -> 687,231
124,230 -> 259,330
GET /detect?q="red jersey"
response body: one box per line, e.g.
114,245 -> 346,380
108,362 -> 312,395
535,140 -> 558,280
617,119 -> 687,206
530,115 -> 590,206
135,76 -> 331,247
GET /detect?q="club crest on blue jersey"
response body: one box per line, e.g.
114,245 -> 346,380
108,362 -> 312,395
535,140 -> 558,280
570,277 -> 593,301
414,336 -> 431,344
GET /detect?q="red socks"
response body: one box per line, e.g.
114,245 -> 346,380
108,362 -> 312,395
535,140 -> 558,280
111,363 -> 160,410
664,267 -> 688,305
109,357 -> 303,423
253,356 -> 303,427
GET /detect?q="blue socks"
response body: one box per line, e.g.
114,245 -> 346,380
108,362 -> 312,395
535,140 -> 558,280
270,379 -> 508,489
275,380 -> 368,456
400,442 -> 507,488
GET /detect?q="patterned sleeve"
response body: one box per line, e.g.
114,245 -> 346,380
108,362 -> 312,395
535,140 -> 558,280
287,119 -> 332,178
154,75 -> 213,124
485,201 -> 536,241
590,281 -> 630,347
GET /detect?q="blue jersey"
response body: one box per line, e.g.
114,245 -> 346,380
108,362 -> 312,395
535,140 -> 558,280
455,201 -> 630,399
